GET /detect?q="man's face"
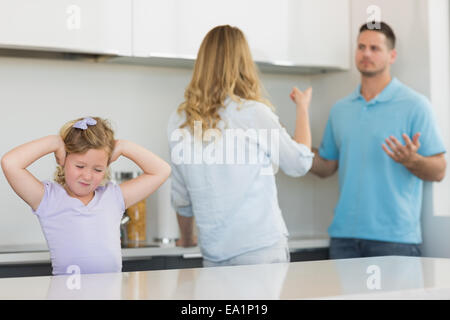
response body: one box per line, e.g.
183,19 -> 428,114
355,30 -> 396,77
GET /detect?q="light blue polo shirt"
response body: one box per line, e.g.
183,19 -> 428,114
319,78 -> 446,244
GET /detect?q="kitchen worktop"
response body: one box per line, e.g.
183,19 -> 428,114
0,237 -> 329,265
0,256 -> 449,299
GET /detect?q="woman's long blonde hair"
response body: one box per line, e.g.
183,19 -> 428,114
178,25 -> 272,133
54,117 -> 115,186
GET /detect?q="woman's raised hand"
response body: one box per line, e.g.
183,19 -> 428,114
290,87 -> 312,109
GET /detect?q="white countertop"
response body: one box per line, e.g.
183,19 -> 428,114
0,237 -> 329,265
0,256 -> 449,299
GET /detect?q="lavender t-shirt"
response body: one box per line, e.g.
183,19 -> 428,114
32,181 -> 125,275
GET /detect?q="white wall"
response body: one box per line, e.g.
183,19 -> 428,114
0,56 -> 321,247
421,0 -> 450,258
0,57 -> 186,245
1,0 -> 448,258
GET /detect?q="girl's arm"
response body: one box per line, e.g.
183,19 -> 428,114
1,135 -> 66,211
111,140 -> 171,209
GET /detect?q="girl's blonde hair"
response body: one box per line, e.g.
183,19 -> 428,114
54,117 -> 115,186
177,25 -> 273,133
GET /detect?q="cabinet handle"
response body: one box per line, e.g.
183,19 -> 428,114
182,253 -> 202,259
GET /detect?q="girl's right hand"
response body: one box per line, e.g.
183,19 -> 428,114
54,136 -> 66,166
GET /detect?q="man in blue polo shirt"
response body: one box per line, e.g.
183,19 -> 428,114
311,21 -> 447,259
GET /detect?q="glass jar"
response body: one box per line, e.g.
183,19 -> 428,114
126,198 -> 147,243
114,171 -> 147,247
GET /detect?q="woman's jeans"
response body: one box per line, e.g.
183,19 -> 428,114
203,237 -> 290,267
329,237 -> 421,259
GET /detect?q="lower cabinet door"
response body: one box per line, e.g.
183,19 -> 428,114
0,263 -> 52,278
290,248 -> 329,262
0,248 -> 329,278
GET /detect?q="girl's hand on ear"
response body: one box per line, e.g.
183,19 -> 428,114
109,140 -> 123,164
54,136 -> 66,167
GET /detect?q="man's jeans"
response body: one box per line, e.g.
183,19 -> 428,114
329,237 -> 421,259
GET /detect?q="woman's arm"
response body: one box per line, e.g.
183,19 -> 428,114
1,135 -> 66,211
290,87 -> 312,149
249,88 -> 314,177
111,140 -> 171,209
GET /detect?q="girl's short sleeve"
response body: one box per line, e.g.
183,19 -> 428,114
109,182 -> 126,215
32,180 -> 53,217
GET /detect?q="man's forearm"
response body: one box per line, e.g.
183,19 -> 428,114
403,153 -> 446,181
310,147 -> 338,178
176,214 -> 196,246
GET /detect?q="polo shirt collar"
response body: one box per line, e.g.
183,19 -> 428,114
351,77 -> 400,103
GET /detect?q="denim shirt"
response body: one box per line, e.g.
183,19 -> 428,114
167,97 -> 314,262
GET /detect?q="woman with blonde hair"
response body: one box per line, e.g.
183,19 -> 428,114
168,25 -> 314,267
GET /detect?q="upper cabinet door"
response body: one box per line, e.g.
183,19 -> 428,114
0,0 -> 349,70
133,0 -> 289,63
133,0 -> 349,70
287,0 -> 350,69
0,0 -> 132,55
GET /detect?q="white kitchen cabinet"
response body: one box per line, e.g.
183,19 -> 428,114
0,0 -> 349,72
133,0 -> 289,62
132,0 -> 349,71
0,0 -> 132,55
287,0 -> 350,69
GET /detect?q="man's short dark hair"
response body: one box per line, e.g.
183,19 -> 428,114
359,21 -> 396,49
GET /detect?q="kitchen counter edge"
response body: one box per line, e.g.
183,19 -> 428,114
0,237 -> 329,265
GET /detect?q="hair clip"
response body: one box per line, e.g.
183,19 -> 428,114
73,117 -> 97,130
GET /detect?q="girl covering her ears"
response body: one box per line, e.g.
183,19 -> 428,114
1,117 -> 171,275
167,25 -> 314,267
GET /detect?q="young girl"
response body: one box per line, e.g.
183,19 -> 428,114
168,25 -> 314,267
1,117 -> 171,275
